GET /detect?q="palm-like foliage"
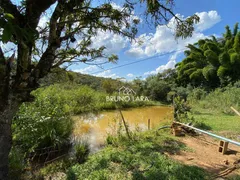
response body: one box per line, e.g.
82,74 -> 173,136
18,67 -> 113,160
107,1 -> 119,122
176,23 -> 240,87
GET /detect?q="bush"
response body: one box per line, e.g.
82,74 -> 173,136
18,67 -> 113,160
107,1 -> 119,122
173,96 -> 193,122
188,88 -> 207,103
190,87 -> 240,114
13,94 -> 73,155
74,142 -> 90,164
174,86 -> 192,100
39,158 -> 73,177
233,80 -> 240,88
33,84 -> 98,114
167,86 -> 193,102
146,79 -> 171,102
28,83 -> 154,114
106,135 -> 115,145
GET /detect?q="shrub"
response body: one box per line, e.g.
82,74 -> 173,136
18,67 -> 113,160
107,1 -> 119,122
190,87 -> 240,114
39,158 -> 73,177
188,88 -> 207,103
174,86 -> 191,100
145,79 -> 171,102
173,96 -> 193,122
9,147 -> 25,180
74,141 -> 90,164
106,135 -> 115,145
13,95 -> 73,155
233,80 -> 240,88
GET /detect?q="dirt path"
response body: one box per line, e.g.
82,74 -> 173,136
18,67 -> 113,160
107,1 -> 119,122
171,134 -> 240,179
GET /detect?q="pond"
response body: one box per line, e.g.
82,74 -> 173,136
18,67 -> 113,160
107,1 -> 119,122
72,106 -> 173,152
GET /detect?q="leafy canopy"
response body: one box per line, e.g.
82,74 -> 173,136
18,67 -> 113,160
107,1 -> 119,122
176,23 -> 240,87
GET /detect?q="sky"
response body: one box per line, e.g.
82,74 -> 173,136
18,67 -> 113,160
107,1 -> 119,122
70,0 -> 240,80
3,0 -> 240,81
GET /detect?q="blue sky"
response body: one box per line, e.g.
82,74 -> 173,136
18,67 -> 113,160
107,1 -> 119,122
70,0 -> 240,80
3,0 -> 240,80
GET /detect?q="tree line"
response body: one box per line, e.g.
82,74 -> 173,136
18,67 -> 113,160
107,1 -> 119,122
130,23 -> 240,102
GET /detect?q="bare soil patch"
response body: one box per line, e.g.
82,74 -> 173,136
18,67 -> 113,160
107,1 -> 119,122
171,134 -> 240,179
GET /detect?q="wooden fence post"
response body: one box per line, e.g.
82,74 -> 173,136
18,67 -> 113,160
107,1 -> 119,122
148,119 -> 150,130
231,106 -> 240,117
119,109 -> 131,139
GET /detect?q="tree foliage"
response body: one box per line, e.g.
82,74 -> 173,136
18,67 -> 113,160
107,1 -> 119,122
0,0 -> 199,98
176,23 -> 240,87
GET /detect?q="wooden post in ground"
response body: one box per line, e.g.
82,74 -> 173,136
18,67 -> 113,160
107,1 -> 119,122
119,109 -> 131,139
231,107 -> 240,117
148,119 -> 150,130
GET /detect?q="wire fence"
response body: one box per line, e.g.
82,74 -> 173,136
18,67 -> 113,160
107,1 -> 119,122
27,144 -> 71,167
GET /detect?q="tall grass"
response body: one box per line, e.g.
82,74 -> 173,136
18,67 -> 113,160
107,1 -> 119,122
189,87 -> 240,115
188,86 -> 240,136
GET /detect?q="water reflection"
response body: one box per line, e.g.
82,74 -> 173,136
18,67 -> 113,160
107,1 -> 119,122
72,106 -> 173,152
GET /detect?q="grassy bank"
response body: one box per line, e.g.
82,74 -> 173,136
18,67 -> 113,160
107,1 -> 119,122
39,130 -> 208,180
188,87 -> 240,139
192,110 -> 240,141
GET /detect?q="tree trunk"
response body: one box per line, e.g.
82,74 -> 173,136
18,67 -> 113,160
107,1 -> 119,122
0,100 -> 20,180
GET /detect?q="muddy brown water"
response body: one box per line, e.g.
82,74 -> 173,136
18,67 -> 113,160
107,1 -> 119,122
72,106 -> 173,152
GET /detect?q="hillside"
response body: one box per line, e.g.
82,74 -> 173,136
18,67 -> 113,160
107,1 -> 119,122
39,68 -> 124,91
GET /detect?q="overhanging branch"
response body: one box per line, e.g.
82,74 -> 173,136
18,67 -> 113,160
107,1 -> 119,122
0,0 -> 24,20
25,0 -> 57,29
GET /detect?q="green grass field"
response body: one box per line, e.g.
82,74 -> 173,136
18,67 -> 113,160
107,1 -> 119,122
191,106 -> 240,141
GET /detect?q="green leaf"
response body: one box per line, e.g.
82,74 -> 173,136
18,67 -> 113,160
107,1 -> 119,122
2,23 -> 13,43
4,13 -> 15,20
217,66 -> 228,78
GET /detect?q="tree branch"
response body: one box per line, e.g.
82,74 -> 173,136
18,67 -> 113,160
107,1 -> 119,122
0,47 -> 5,62
30,1 -> 66,86
0,0 -> 24,22
25,0 -> 57,29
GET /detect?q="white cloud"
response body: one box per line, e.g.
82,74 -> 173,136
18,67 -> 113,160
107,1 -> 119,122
126,47 -> 145,58
195,11 -> 221,32
127,73 -> 134,77
73,66 -> 98,74
95,70 -> 119,79
126,11 -> 221,58
91,31 -> 128,55
90,2 -> 140,56
143,51 -> 180,76
72,66 -> 119,79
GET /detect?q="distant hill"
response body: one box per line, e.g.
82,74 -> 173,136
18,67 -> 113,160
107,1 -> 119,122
39,68 -> 127,91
